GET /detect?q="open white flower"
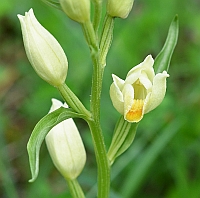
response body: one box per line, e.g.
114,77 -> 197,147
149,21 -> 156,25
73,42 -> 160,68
45,99 -> 86,180
18,9 -> 68,87
110,55 -> 169,123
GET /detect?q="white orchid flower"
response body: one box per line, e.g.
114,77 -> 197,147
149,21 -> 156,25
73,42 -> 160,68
110,55 -> 169,123
18,9 -> 68,87
45,99 -> 86,180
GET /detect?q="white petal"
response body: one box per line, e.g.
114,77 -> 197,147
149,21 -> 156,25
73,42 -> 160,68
112,74 -> 125,90
126,55 -> 155,84
139,71 -> 153,90
144,71 -> 169,114
123,84 -> 134,116
110,78 -> 124,115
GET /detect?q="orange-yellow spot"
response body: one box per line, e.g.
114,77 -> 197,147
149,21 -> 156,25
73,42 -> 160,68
125,99 -> 144,122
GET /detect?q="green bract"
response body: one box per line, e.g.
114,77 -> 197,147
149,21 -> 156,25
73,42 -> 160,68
154,15 -> 179,73
42,0 -> 62,10
108,117 -> 138,165
27,105 -> 86,182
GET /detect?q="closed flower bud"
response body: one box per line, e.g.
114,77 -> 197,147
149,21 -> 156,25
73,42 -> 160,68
45,99 -> 86,180
60,0 -> 90,23
17,9 -> 68,87
107,0 -> 134,19
110,55 -> 169,123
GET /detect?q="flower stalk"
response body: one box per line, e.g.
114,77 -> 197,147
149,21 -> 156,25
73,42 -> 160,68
82,17 -> 111,198
57,83 -> 91,118
99,13 -> 114,67
66,179 -> 85,198
92,0 -> 102,35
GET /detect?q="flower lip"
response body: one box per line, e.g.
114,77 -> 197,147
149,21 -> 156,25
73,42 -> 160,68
125,99 -> 144,122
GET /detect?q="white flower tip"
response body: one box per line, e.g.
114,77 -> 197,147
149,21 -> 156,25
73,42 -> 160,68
162,70 -> 170,77
50,98 -> 63,112
51,98 -> 61,105
28,8 -> 34,16
50,98 -> 68,112
145,54 -> 154,64
17,8 -> 34,20
29,8 -> 34,12
146,54 -> 153,58
17,14 -> 23,20
111,73 -> 116,78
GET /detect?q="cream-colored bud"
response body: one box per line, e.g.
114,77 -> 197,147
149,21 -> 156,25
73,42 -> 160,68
17,9 -> 68,87
60,0 -> 90,23
107,0 -> 134,19
45,99 -> 86,180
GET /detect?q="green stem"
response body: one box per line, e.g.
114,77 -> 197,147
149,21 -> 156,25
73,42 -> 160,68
87,120 -> 110,198
99,14 -> 114,67
82,21 -> 110,198
57,83 -> 91,118
92,0 -> 102,36
67,179 -> 85,198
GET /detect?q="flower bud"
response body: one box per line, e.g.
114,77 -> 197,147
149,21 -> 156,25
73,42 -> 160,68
60,0 -> 90,23
45,99 -> 86,180
107,0 -> 134,19
17,9 -> 68,87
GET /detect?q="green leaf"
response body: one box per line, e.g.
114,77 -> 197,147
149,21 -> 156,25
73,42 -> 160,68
154,15 -> 179,73
27,107 -> 86,182
41,0 -> 62,10
107,116 -> 139,165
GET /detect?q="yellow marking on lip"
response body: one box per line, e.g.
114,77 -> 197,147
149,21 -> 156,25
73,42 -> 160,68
125,99 -> 144,122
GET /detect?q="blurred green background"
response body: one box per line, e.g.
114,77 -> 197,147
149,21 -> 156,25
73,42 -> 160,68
1,0 -> 200,197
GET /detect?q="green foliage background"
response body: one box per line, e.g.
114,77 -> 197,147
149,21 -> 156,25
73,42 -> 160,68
0,0 -> 200,197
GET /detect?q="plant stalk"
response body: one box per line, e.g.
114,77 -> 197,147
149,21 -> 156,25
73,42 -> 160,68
67,179 -> 85,198
82,20 -> 110,198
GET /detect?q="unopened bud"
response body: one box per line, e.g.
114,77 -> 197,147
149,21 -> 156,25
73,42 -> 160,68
18,9 -> 68,87
60,0 -> 90,23
107,0 -> 134,19
45,99 -> 86,180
